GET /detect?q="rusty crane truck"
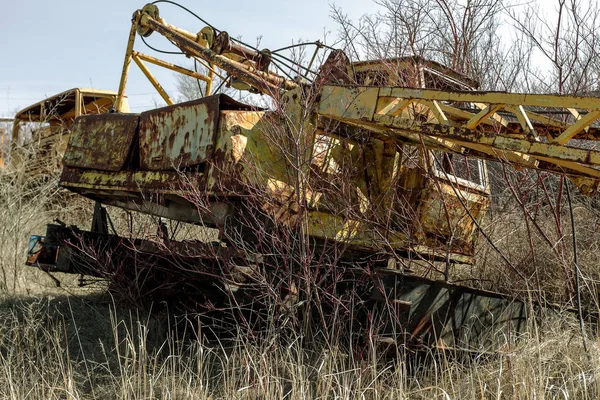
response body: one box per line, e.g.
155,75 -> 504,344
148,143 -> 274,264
26,4 -> 600,351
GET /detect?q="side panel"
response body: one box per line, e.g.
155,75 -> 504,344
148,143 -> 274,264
139,96 -> 220,170
372,268 -> 529,351
62,113 -> 140,171
416,179 -> 488,255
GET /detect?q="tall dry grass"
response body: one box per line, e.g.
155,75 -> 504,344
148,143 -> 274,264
1,145 -> 600,399
0,151 -> 95,295
0,295 -> 598,399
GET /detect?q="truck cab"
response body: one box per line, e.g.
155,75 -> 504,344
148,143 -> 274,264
10,88 -> 128,175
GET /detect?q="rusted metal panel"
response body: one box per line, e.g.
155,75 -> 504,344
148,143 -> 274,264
209,110 -> 265,191
60,166 -> 199,193
139,96 -> 222,170
415,179 -> 488,256
59,166 -> 232,226
372,268 -> 529,351
62,113 -> 139,171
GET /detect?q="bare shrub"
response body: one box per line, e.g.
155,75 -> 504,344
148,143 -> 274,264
0,132 -> 102,295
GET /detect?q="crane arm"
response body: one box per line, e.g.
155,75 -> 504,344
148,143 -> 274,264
112,5 -> 600,194
318,85 -> 600,194
115,4 -> 298,111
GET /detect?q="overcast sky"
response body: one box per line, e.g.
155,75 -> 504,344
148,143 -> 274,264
0,0 -> 381,118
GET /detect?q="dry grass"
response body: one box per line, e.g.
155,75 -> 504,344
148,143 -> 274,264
0,294 -> 598,399
2,154 -> 600,399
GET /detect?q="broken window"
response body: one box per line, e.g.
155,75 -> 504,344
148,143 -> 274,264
435,152 -> 486,188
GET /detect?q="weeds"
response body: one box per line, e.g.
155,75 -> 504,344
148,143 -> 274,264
2,98 -> 600,400
0,295 -> 597,399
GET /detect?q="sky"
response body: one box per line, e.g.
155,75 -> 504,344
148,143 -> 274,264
0,0 -> 380,118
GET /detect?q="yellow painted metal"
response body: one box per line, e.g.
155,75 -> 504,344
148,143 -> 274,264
376,98 -> 414,116
156,19 -> 204,43
60,99 -> 486,263
198,26 -> 215,48
378,87 -> 600,111
465,104 -> 503,129
132,54 -> 174,105
113,5 -> 298,113
62,169 -> 176,192
134,51 -> 212,83
425,100 -> 450,125
116,17 -> 138,112
553,110 -> 600,144
192,57 -> 227,81
74,89 -> 82,118
205,64 -> 215,96
533,155 -> 600,179
437,103 -> 493,127
210,110 -> 482,259
474,102 -> 509,127
505,105 -> 537,139
113,7 -> 296,101
319,85 -> 600,186
140,13 -> 298,94
10,88 -> 124,175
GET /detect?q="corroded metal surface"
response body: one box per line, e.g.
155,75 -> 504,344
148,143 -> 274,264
63,113 -> 139,171
139,96 -> 220,170
60,166 -> 203,193
10,88 -> 126,175
318,85 -> 600,193
27,224 -> 236,276
26,223 -> 528,352
372,268 -> 529,351
59,91 -> 489,262
415,179 -> 488,256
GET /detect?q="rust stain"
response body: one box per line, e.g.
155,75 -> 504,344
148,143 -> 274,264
139,96 -> 219,170
63,113 -> 140,171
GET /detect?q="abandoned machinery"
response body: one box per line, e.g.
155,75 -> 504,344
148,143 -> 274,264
26,4 -> 600,352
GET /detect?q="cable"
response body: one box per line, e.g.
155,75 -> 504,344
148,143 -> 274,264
565,180 -> 591,361
193,59 -> 204,97
145,1 -> 343,86
270,53 -> 317,79
213,78 -> 227,94
271,41 -> 337,53
151,0 -> 220,32
270,59 -> 300,82
431,153 -> 529,283
146,1 -> 313,82
141,36 -> 183,55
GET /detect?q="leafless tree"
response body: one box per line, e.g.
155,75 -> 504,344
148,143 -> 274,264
330,0 -> 527,90
510,0 -> 600,95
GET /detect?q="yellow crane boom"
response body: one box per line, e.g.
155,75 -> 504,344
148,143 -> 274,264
112,4 -> 600,196
319,85 -> 600,195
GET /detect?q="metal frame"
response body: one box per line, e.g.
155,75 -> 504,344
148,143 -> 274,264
115,7 -> 297,113
319,85 -> 600,194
